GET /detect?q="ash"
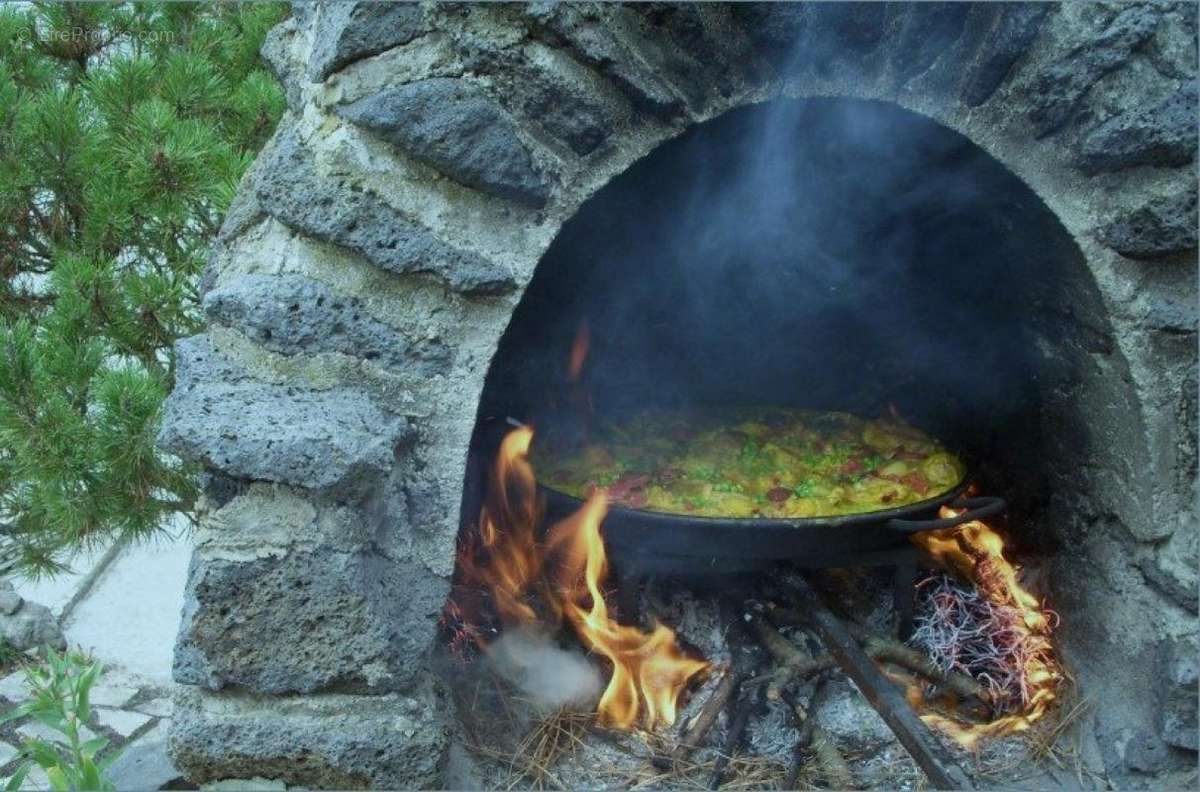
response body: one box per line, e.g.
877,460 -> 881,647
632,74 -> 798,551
453,568 -> 1070,790
644,581 -> 731,663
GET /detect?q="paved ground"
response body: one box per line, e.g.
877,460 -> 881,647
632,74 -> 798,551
1,518 -> 192,789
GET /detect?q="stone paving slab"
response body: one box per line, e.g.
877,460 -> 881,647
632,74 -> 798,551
87,672 -> 140,709
107,721 -> 181,791
63,523 -> 191,686
15,719 -> 97,744
8,765 -> 48,791
95,707 -> 153,737
10,544 -> 114,619
0,671 -> 27,703
133,697 -> 173,718
1,523 -> 188,790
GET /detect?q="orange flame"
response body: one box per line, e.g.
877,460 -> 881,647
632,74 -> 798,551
552,492 -> 710,729
567,320 -> 590,383
462,425 -> 543,624
908,506 -> 1063,748
452,427 -> 708,730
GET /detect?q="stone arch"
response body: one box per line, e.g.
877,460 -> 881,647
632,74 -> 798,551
160,3 -> 1196,787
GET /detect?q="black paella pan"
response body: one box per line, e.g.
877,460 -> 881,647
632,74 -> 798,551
532,413 -> 1005,577
542,480 -> 1005,576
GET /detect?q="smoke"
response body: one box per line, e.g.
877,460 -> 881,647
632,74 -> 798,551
487,628 -> 603,712
485,94 -> 1087,463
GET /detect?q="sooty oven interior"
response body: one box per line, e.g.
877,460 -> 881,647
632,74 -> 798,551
473,97 -> 1097,567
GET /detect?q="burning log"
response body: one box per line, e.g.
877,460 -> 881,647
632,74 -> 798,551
852,626 -> 992,716
782,679 -> 855,791
744,610 -> 836,700
653,663 -> 737,770
766,603 -> 990,713
782,576 -> 974,791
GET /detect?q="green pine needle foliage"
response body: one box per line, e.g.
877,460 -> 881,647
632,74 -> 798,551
0,2 -> 287,576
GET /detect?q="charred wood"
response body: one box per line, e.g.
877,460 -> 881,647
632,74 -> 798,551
708,675 -> 761,790
767,603 -> 991,713
745,610 -> 836,699
783,677 -> 856,791
652,663 -> 737,770
781,577 -> 975,791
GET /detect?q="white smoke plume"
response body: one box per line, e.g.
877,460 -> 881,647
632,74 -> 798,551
487,628 -> 602,713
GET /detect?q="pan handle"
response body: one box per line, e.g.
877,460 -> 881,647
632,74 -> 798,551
885,496 -> 1007,535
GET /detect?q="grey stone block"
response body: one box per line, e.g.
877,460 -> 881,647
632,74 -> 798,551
538,9 -> 686,117
256,126 -> 515,294
174,548 -> 447,695
335,78 -> 552,206
203,273 -> 451,374
1139,555 -> 1200,614
510,69 -> 613,157
628,4 -> 754,102
0,581 -> 22,616
1123,728 -> 1178,773
959,4 -> 1052,106
168,684 -> 447,789
891,3 -> 970,83
157,335 -> 411,493
1099,189 -> 1198,259
725,2 -> 808,61
308,1 -> 428,81
729,3 -> 891,81
1160,634 -> 1199,751
1029,5 -> 1160,136
260,16 -> 302,111
805,2 -> 888,55
1077,82 -> 1198,173
0,598 -> 65,653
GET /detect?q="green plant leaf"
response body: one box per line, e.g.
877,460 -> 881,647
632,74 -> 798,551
3,764 -> 30,792
79,756 -> 102,791
46,765 -> 69,792
32,708 -> 67,734
75,661 -> 102,722
0,701 -> 38,725
44,646 -> 61,669
25,739 -> 62,769
79,736 -> 109,760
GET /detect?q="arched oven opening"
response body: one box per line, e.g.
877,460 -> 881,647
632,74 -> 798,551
441,98 -> 1147,786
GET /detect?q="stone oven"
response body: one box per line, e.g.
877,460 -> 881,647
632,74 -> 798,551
158,2 -> 1197,788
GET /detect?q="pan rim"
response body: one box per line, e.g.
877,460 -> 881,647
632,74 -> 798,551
538,476 -> 971,529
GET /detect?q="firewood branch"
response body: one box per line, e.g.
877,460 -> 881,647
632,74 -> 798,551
745,611 -> 836,700
784,680 -> 856,791
851,626 -> 992,711
652,663 -> 737,769
766,604 -> 991,712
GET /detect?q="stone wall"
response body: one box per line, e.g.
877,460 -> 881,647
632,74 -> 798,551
158,2 -> 1197,787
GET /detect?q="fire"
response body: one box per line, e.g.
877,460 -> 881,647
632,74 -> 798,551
460,425 -> 543,625
908,506 -> 1063,748
567,319 -> 590,383
552,493 -> 710,730
449,426 -> 708,731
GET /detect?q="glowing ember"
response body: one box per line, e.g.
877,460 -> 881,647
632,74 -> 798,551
907,506 -> 1063,747
449,426 -> 708,731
